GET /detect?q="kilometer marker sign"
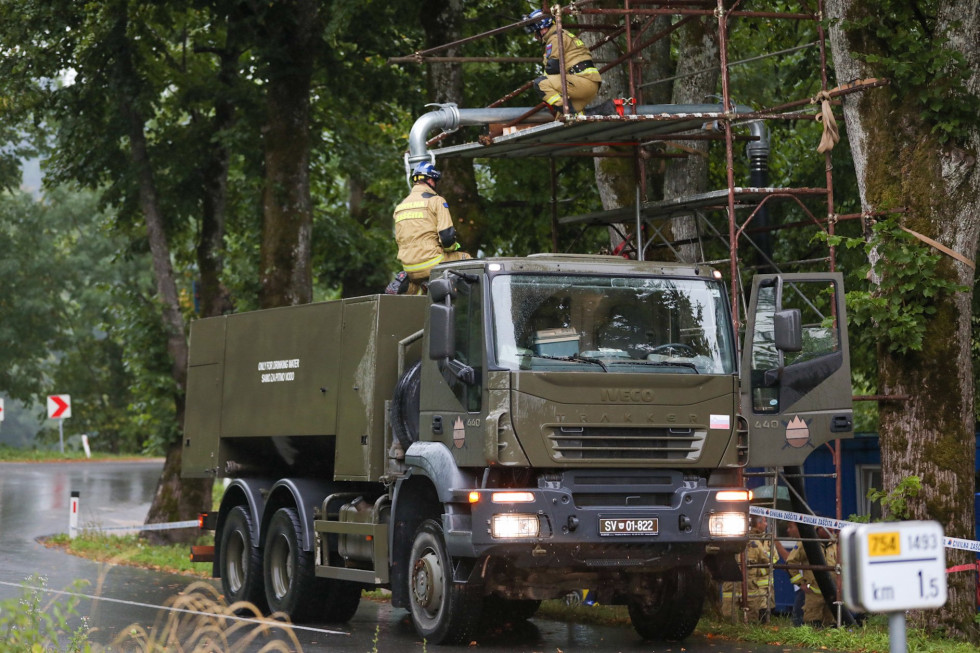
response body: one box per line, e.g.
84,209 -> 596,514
47,395 -> 72,419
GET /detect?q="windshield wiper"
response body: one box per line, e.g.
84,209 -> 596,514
609,359 -> 700,373
534,353 -> 609,372
570,354 -> 609,372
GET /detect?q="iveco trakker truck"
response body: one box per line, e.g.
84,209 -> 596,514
182,254 -> 853,644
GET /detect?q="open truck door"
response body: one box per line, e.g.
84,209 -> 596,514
742,273 -> 853,467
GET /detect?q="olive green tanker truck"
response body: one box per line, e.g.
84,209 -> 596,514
182,254 -> 853,644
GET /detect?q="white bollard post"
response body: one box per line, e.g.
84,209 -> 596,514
69,491 -> 79,539
81,435 -> 91,459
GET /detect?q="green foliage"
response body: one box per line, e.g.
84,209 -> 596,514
822,220 -> 965,355
839,2 -> 977,145
866,475 -> 922,521
703,613 -> 979,653
0,575 -> 92,652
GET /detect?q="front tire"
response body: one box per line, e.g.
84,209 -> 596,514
408,519 -> 482,644
220,505 -> 266,613
628,564 -> 706,641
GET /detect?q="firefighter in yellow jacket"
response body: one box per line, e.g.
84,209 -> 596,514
721,515 -> 776,621
525,9 -> 601,114
786,526 -> 838,627
393,161 -> 471,294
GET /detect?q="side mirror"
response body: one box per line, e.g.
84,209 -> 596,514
429,278 -> 454,303
428,303 -> 455,360
774,309 -> 802,353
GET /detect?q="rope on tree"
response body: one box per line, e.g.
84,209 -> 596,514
812,90 -> 840,153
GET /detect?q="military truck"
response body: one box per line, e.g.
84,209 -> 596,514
182,254 -> 852,644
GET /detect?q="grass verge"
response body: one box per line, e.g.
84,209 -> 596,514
45,531 -> 213,578
0,444 -> 157,462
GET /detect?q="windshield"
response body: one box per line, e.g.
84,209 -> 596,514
491,273 -> 736,374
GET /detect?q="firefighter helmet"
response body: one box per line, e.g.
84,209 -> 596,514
411,161 -> 442,184
523,9 -> 553,34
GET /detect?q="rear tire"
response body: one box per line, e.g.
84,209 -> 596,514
219,505 -> 266,613
628,564 -> 705,641
408,519 -> 482,644
263,507 -> 362,623
264,507 -> 317,621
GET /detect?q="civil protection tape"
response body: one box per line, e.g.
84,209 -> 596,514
750,505 -> 980,554
78,520 -> 199,533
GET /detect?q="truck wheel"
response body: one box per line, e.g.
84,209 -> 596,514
264,507 -> 319,621
220,505 -> 266,613
263,507 -> 362,623
391,361 -> 421,448
408,519 -> 482,644
483,595 -> 541,622
628,564 -> 705,641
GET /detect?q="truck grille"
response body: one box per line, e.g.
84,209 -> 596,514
547,426 -> 706,462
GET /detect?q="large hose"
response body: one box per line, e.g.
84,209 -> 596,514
784,465 -> 856,626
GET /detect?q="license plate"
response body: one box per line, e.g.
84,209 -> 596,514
599,517 -> 658,536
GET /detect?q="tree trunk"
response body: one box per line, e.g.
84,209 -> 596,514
197,46 -> 237,318
115,38 -> 210,544
582,3 -> 673,254
663,17 -> 719,264
258,0 -> 319,308
827,0 -> 980,637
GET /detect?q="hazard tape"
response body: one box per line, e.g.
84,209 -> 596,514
79,520 -> 199,533
749,505 -> 980,554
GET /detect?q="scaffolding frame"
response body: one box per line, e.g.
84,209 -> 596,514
392,0 -> 880,625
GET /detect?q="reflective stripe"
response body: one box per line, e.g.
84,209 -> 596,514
545,94 -> 562,106
395,200 -> 426,211
394,210 -> 426,223
790,572 -> 804,584
575,67 -> 599,75
404,253 -> 444,272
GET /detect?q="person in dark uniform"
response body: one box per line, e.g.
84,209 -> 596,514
391,161 -> 471,295
524,8 -> 601,115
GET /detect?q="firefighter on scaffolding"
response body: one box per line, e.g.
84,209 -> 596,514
392,161 -> 471,295
525,8 -> 601,115
721,514 -> 776,622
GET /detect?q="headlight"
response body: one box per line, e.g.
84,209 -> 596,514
708,512 -> 747,537
491,491 -> 535,503
491,514 -> 540,538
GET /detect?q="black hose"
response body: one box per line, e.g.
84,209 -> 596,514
784,465 -> 857,626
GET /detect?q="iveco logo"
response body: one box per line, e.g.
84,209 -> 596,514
600,388 -> 655,403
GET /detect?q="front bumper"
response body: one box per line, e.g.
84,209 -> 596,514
443,468 -> 747,571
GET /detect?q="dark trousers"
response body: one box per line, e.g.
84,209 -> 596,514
792,588 -> 805,626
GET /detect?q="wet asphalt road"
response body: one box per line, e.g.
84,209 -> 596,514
0,461 -> 821,652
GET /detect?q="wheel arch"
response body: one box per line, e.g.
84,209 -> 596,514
260,478 -> 333,551
389,473 -> 442,608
